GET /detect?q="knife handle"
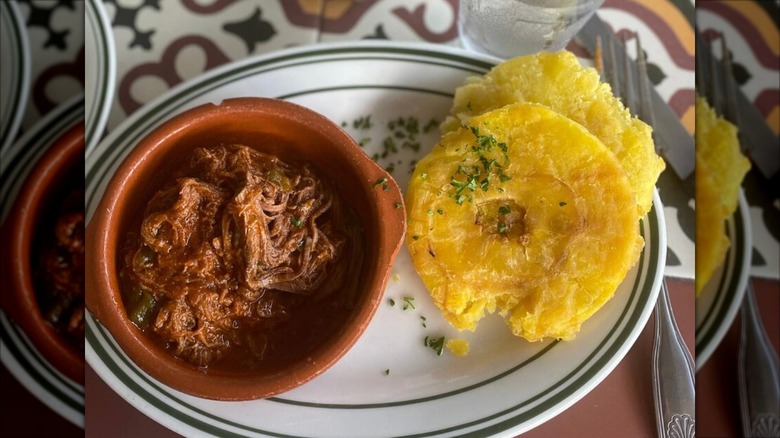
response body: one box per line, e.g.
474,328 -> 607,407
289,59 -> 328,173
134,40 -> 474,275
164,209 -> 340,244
738,282 -> 780,438
652,280 -> 696,438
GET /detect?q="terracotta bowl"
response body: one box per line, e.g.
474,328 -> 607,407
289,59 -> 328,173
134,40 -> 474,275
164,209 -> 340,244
85,97 -> 406,400
0,123 -> 85,385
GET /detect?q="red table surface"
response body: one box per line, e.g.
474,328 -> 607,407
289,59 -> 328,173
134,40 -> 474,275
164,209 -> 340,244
697,278 -> 780,438
0,363 -> 82,438
83,278 -> 697,438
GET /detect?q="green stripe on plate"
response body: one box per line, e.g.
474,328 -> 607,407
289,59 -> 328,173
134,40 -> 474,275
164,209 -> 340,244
695,202 -> 747,353
0,2 -> 26,138
0,316 -> 83,411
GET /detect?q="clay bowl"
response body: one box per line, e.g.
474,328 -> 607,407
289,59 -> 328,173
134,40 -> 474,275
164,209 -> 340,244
0,122 -> 85,385
85,97 -> 406,400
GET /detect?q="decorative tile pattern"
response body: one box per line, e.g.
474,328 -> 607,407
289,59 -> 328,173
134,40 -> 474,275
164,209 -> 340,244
698,0 -> 779,279
16,0 -> 84,129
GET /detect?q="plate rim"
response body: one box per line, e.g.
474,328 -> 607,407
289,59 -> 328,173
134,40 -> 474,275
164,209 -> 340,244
84,0 -> 116,155
694,191 -> 752,370
0,0 -> 31,155
85,40 -> 665,437
0,94 -> 85,428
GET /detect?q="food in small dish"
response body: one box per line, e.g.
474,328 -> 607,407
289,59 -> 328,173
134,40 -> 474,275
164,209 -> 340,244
440,50 -> 664,218
86,97 -> 406,400
406,103 -> 642,341
694,94 -> 750,295
34,186 -> 85,351
1,123 -> 85,384
120,144 -> 362,370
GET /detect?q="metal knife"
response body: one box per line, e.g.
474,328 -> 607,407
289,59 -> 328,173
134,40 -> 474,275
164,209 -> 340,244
578,14 -> 695,180
696,31 -> 780,179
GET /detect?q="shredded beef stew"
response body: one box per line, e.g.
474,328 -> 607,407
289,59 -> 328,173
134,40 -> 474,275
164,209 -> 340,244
35,187 -> 85,351
120,145 -> 363,370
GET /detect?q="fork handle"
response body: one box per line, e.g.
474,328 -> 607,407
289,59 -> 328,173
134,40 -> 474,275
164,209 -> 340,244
652,280 -> 696,438
738,282 -> 780,438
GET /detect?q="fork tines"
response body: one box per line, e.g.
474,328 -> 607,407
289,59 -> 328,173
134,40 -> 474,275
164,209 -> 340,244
596,34 -> 661,153
696,33 -> 743,145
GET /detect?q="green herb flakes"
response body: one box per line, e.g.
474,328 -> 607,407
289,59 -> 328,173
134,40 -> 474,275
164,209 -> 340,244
403,296 -> 416,310
498,205 -> 511,215
373,177 -> 388,188
353,115 -> 373,130
388,298 -> 396,307
424,336 -> 445,356
394,202 -> 403,209
559,201 -> 568,207
290,215 -> 302,228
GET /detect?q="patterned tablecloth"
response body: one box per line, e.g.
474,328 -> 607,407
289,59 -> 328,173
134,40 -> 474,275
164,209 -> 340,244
0,0 -> 776,437
98,0 -> 700,281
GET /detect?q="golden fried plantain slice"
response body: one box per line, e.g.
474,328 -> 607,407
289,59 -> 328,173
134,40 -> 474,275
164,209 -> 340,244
407,103 -> 643,341
441,51 -> 664,218
695,156 -> 730,295
694,94 -> 750,294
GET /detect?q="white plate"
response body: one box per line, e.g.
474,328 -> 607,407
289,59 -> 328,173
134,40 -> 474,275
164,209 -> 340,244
0,0 -> 30,154
695,191 -> 752,370
84,0 -> 116,155
85,41 -> 665,438
0,95 -> 85,427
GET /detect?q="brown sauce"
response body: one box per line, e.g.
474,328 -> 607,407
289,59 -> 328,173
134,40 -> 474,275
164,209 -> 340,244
34,187 -> 85,351
120,144 -> 363,371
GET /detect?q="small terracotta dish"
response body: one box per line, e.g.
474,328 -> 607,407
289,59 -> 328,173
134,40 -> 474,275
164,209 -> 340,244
1,122 -> 85,385
85,97 -> 406,400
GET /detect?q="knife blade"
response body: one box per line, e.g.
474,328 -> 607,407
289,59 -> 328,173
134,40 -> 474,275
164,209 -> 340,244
696,31 -> 780,179
578,14 -> 695,180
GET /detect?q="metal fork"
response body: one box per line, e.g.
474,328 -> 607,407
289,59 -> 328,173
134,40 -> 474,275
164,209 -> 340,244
698,34 -> 780,438
596,34 -> 696,438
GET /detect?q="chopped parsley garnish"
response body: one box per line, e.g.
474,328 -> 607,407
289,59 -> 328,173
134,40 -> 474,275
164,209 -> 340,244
384,369 -> 390,375
446,127 -> 512,205
427,209 -> 434,216
388,298 -> 396,307
373,177 -> 388,188
423,118 -> 439,133
381,137 -> 398,158
436,208 -> 444,215
290,215 -> 302,227
498,205 -> 511,215
559,201 -> 568,207
498,222 -> 508,234
420,172 -> 429,180
353,115 -> 373,130
412,235 -> 420,240
403,296 -> 416,310
420,316 -> 427,328
424,336 -> 445,356
394,202 -> 403,209
358,137 -> 371,147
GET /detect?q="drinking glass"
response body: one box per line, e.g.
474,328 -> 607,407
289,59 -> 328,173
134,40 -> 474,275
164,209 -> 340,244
458,0 -> 605,58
